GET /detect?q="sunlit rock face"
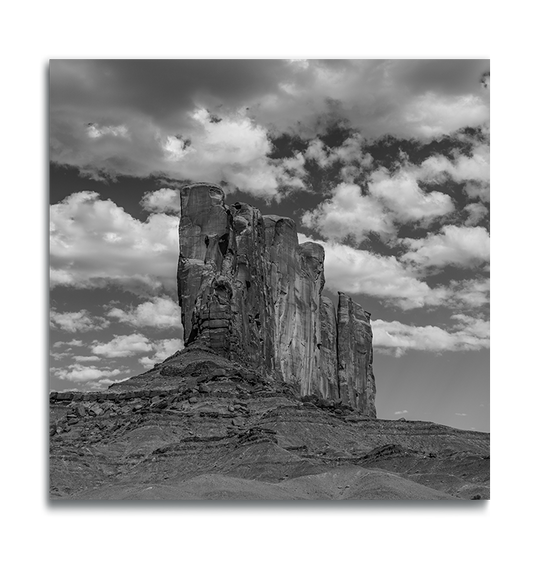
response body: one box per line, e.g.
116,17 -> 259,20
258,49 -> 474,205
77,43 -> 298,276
177,183 -> 376,417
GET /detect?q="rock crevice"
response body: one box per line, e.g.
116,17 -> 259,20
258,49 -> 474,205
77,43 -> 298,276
178,183 -> 376,417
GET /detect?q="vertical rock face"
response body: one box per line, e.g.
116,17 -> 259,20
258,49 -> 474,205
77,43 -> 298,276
178,183 -> 376,417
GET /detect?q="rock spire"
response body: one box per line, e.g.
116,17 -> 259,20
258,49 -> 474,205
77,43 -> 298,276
177,183 -> 376,417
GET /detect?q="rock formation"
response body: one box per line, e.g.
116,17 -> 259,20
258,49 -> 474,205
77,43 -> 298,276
178,183 -> 376,417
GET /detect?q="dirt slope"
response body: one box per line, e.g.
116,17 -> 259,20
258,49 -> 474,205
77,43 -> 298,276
50,348 -> 489,501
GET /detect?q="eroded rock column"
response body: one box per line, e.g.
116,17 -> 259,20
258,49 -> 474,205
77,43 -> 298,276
177,184 -> 377,417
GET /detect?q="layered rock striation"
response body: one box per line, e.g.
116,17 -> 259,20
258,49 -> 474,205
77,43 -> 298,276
178,183 -> 376,417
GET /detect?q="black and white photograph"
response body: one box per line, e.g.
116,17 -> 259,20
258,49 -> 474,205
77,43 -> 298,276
48,59 -> 491,501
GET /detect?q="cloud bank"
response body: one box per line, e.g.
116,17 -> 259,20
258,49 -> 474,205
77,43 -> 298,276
50,59 -> 489,197
50,191 -> 179,295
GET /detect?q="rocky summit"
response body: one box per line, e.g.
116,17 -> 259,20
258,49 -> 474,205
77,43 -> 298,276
178,183 -> 375,415
49,184 -> 490,500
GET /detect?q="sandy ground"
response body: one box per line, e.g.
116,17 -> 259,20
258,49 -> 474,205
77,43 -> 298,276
68,466 -> 457,501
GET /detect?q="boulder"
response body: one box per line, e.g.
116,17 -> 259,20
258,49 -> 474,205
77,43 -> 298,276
89,405 -> 103,416
150,398 -> 167,410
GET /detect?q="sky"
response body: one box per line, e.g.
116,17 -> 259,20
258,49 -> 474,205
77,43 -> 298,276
49,59 -> 490,431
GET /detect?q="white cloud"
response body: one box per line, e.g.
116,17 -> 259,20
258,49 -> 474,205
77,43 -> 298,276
50,352 -> 71,361
73,355 -> 101,362
298,233 -> 493,310
90,333 -> 183,364
450,313 -> 490,340
91,333 -> 154,358
50,309 -> 110,332
449,278 -> 490,308
400,225 -> 489,269
399,93 -> 488,139
141,188 -> 181,213
304,135 -> 371,170
302,161 -> 457,244
86,123 -> 129,139
464,203 -> 488,226
50,192 -> 179,295
418,142 -> 490,184
372,315 -> 489,356
301,184 -> 394,243
84,377 -> 131,391
138,338 -> 184,369
50,60 -> 489,200
394,410 -> 409,416
464,181 -> 490,202
52,339 -> 84,348
253,61 -> 489,140
298,233 -> 447,310
107,296 -> 182,330
368,167 -> 455,223
415,142 -> 490,203
455,413 -> 467,416
51,364 -> 124,383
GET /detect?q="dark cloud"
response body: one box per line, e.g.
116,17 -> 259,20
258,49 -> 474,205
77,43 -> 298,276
49,59 -> 490,196
390,59 -> 490,96
50,59 -> 297,129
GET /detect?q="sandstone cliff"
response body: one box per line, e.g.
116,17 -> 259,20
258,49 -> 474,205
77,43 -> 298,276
178,183 -> 376,417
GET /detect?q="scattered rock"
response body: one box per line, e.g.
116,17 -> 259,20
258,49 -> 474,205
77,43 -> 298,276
160,365 -> 182,377
150,398 -> 167,410
211,368 -> 227,379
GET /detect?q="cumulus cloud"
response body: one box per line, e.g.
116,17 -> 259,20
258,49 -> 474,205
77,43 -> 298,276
50,191 -> 179,295
73,356 -> 101,362
301,184 -> 394,243
50,309 -> 110,332
52,339 -> 84,348
449,278 -> 490,308
141,188 -> 181,213
372,314 -> 489,356
464,203 -> 489,226
400,225 -> 490,269
107,296 -> 182,330
368,167 -> 455,223
91,333 -> 154,358
373,321 -> 457,356
411,140 -> 490,203
298,233 -> 447,309
302,161 -> 458,244
394,410 -> 409,416
90,333 -> 183,365
50,60 -> 489,195
138,338 -> 184,369
418,142 -> 490,185
305,134 -> 372,170
253,60 -> 489,139
51,364 -> 124,383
